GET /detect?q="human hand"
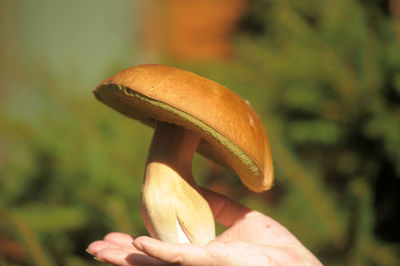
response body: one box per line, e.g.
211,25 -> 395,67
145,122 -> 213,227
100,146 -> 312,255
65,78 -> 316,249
87,189 -> 322,265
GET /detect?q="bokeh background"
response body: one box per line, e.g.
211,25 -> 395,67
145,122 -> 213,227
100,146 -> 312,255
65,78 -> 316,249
1,0 -> 400,265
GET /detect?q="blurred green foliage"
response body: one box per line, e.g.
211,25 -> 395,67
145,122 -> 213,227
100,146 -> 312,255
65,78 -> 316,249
1,0 -> 400,265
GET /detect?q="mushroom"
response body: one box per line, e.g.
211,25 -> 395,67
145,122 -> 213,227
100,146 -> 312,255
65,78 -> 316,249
93,64 -> 274,245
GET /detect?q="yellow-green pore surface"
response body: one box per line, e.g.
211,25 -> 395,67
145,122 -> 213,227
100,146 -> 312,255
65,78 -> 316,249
94,83 -> 267,192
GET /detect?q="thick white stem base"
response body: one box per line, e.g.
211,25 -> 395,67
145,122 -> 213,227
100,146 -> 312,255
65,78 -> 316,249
140,122 -> 215,245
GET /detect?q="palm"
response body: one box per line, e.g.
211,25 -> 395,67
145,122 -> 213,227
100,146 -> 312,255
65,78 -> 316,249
87,189 -> 322,265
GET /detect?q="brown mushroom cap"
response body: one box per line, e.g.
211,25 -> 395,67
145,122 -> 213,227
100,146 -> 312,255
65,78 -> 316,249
93,64 -> 273,192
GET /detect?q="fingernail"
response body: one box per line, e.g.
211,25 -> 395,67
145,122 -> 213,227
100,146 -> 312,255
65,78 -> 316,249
86,249 -> 94,256
132,240 -> 143,250
93,256 -> 104,262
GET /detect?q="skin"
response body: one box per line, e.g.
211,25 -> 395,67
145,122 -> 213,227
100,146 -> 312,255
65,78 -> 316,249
87,189 -> 323,266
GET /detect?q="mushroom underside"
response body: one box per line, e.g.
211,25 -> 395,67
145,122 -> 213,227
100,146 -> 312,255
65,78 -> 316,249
94,83 -> 268,192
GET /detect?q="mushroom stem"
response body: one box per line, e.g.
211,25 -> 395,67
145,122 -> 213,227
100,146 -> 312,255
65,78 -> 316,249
140,121 -> 215,245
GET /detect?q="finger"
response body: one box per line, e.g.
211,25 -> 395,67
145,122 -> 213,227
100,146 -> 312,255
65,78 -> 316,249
133,236 -> 212,266
96,247 -> 167,266
104,232 -> 136,247
87,240 -> 121,255
95,248 -> 133,266
87,233 -> 136,255
200,188 -> 251,228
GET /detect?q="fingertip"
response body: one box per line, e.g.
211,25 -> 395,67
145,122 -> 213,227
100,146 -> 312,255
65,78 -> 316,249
132,239 -> 143,251
104,232 -> 119,239
93,248 -> 110,263
86,240 -> 109,255
132,237 -> 174,259
95,248 -> 130,266
133,236 -> 159,250
85,248 -> 94,256
104,232 -> 135,241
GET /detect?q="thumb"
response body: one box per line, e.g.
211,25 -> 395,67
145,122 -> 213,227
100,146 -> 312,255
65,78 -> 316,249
132,236 -> 212,266
200,188 -> 251,228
